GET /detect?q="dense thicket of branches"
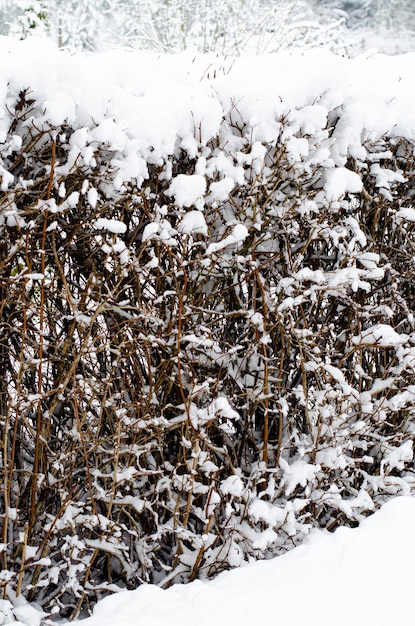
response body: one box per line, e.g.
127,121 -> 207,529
1,54 -> 415,620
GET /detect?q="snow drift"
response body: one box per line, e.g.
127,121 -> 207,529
74,496 -> 415,626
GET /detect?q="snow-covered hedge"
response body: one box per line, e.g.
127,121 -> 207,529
1,38 -> 415,620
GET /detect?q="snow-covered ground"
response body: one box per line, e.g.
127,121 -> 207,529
72,496 -> 415,626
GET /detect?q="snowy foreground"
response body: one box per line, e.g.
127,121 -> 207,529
73,497 -> 415,626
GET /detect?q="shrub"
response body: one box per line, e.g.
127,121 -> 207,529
0,45 -> 414,620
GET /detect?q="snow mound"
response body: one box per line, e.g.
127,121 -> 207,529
77,497 -> 415,626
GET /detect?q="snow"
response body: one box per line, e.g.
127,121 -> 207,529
72,497 -> 415,626
2,39 -> 415,204
352,324 -> 409,347
8,604 -> 47,626
324,167 -> 363,200
167,174 -> 207,208
397,207 -> 415,222
93,218 -> 127,234
205,224 -> 249,255
177,210 -> 208,236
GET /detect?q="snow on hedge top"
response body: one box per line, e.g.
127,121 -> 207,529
352,323 -> 409,347
1,37 -> 415,199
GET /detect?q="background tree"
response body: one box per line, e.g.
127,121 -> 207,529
1,0 -> 414,53
7,0 -> 50,39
